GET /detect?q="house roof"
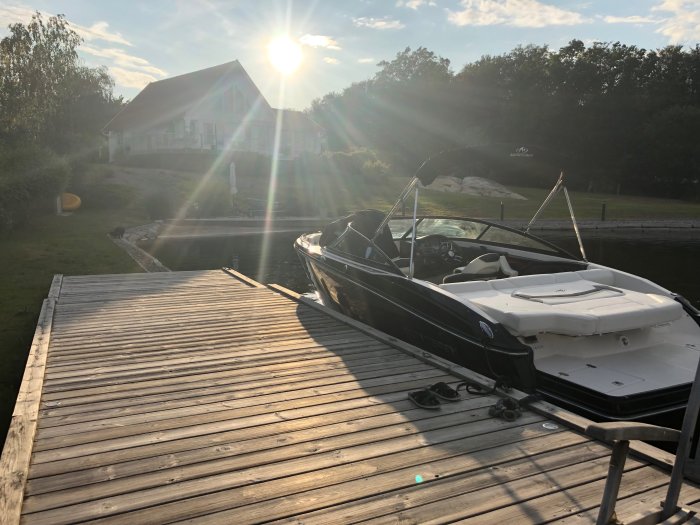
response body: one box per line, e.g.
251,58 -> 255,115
276,109 -> 323,132
104,60 -> 272,132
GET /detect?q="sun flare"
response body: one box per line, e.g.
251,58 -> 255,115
267,36 -> 302,75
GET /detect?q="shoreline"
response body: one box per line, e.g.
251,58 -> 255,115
115,217 -> 699,271
159,217 -> 700,238
499,219 -> 700,231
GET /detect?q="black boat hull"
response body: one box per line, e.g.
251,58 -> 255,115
298,246 -> 538,392
296,242 -> 691,425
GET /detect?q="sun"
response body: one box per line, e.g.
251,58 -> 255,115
267,36 -> 303,75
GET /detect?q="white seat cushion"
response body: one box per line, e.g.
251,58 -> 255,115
442,271 -> 682,336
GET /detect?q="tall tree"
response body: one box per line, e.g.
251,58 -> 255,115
310,40 -> 700,196
374,46 -> 452,84
0,12 -> 119,151
310,47 -> 455,170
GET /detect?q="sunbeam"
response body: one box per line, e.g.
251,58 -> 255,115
256,0 -> 295,283
256,80 -> 286,282
150,90 -> 268,263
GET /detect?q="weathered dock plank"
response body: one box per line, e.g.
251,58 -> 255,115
2,268 -> 699,524
0,276 -> 60,525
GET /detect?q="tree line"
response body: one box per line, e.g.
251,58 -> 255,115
0,13 -> 122,230
310,43 -> 700,198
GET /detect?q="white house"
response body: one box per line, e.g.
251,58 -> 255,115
104,60 -> 324,162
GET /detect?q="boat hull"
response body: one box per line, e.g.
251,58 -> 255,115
297,245 -> 539,393
296,241 -> 692,424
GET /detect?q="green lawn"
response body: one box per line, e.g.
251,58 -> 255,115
282,174 -> 700,220
1,166 -> 699,446
0,202 -> 145,444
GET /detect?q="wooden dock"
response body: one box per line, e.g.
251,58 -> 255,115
2,268 -> 699,524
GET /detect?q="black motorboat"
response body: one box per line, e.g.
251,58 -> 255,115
294,145 -> 700,422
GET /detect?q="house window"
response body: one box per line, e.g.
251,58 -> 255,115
189,120 -> 197,135
203,123 -> 214,145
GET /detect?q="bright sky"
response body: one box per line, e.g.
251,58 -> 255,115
1,1 -> 699,110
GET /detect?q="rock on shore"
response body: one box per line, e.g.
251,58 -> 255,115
425,176 -> 527,200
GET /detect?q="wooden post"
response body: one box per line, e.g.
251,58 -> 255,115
596,440 -> 630,525
601,203 -> 607,222
500,201 -> 504,221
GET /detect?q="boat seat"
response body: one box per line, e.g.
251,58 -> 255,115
443,253 -> 518,284
441,269 -> 616,294
440,269 -> 682,336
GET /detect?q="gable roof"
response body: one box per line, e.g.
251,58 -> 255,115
104,60 -> 272,132
276,109 -> 323,132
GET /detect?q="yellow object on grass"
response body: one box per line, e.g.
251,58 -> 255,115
61,192 -> 81,211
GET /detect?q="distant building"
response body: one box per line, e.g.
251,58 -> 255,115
104,60 -> 323,162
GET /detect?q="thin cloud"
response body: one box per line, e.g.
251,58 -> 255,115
447,0 -> 589,28
0,4 -> 164,91
396,0 -> 437,9
81,45 -> 167,78
323,57 -> 340,64
358,57 -> 375,64
0,4 -> 131,45
109,66 -> 161,89
653,0 -> 700,43
73,21 -> 132,47
300,34 -> 341,50
353,16 -> 405,30
0,4 -> 36,27
603,15 -> 659,24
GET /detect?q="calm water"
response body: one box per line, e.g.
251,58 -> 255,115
141,232 -> 313,293
142,229 -> 700,307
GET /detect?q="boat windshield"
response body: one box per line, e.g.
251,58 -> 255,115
389,217 -> 568,256
327,221 -> 403,274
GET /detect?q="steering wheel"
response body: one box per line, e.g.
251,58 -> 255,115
414,235 -> 462,265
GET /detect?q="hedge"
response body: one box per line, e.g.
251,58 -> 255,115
0,145 -> 69,231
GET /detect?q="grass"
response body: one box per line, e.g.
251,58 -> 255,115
1,164 -> 699,446
0,174 -> 146,444
272,173 -> 700,220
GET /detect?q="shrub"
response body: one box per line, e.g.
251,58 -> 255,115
0,144 -> 69,231
144,192 -> 174,220
121,150 -> 273,179
362,159 -> 389,180
194,182 -> 233,217
320,149 -> 389,179
0,177 -> 30,231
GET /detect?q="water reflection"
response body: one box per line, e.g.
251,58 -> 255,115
141,229 -> 700,307
140,232 -> 312,293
